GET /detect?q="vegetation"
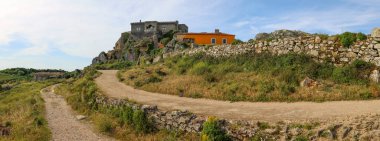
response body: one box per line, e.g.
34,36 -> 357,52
121,53 -> 380,102
231,39 -> 244,45
0,80 -> 58,140
93,60 -> 134,70
338,32 -> 367,48
201,117 -> 230,141
56,67 -> 198,140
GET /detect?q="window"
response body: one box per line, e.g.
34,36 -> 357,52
136,27 -> 141,31
222,38 -> 227,44
211,38 -> 216,44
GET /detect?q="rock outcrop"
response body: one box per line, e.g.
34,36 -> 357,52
372,28 -> 380,41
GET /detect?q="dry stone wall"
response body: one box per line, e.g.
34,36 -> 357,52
94,92 -> 380,141
171,31 -> 380,67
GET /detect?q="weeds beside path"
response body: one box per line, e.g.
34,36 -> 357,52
96,70 -> 380,122
41,85 -> 115,141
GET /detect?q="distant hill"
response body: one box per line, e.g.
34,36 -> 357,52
0,68 -> 68,83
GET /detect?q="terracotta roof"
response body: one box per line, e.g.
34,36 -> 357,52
177,32 -> 235,36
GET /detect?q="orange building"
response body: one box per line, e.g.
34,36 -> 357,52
176,29 -> 235,45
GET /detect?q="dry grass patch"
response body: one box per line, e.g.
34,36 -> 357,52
0,81 -> 57,141
119,53 -> 380,102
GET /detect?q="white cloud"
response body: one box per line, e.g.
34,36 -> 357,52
0,0 -> 232,70
18,44 -> 50,56
0,0 -> 228,58
242,7 -> 380,36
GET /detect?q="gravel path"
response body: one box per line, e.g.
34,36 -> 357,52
41,85 -> 114,141
96,70 -> 380,122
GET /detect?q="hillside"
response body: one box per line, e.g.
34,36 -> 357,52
93,28 -> 379,102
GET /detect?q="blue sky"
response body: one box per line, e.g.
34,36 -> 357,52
0,0 -> 379,71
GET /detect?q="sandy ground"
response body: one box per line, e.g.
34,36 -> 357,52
96,70 -> 380,122
41,85 -> 114,141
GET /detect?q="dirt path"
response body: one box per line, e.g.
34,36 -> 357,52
96,70 -> 380,122
41,85 -> 114,141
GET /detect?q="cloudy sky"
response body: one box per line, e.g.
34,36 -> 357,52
0,0 -> 379,70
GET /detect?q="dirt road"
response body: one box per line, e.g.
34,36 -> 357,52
96,70 -> 380,122
41,85 -> 114,141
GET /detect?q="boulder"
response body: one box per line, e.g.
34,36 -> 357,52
153,56 -> 162,63
308,50 -> 319,56
372,28 -> 380,41
370,70 -> 380,83
300,77 -> 317,87
76,115 -> 87,120
315,36 -> 322,44
98,52 -> 108,63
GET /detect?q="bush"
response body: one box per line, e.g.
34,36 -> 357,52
339,32 -> 357,48
294,136 -> 308,141
338,32 -> 367,48
145,75 -> 162,83
257,122 -> 270,129
258,81 -> 275,94
96,115 -> 114,133
314,33 -> 329,40
132,109 -> 151,133
232,39 -> 244,45
190,62 -> 211,75
93,61 -> 133,70
34,116 -> 46,126
204,74 -> 219,83
201,117 -> 231,141
357,32 -> 367,41
279,83 -> 296,96
332,60 -> 374,84
121,106 -> 134,124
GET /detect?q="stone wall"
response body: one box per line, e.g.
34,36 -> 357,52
169,29 -> 380,68
94,92 -> 380,141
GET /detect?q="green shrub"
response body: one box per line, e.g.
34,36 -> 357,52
232,39 -> 244,45
93,61 -> 133,70
132,109 -> 151,133
279,71 -> 298,86
145,75 -> 162,83
204,74 -> 219,83
279,83 -> 296,96
34,116 -> 46,126
190,92 -> 203,98
357,32 -> 367,41
339,32 -> 357,48
191,62 -> 211,75
257,122 -> 270,130
121,106 -> 134,124
360,92 -> 372,100
332,60 -> 374,84
96,116 -> 114,133
160,37 -> 172,46
338,32 -> 367,48
294,136 -> 308,141
258,81 -> 275,94
201,117 -> 231,141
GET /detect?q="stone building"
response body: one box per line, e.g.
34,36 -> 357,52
130,20 -> 188,39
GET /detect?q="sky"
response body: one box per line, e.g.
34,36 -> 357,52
0,0 -> 379,71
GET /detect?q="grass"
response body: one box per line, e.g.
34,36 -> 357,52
120,53 -> 380,102
55,67 -> 199,140
0,80 -> 58,141
0,73 -> 26,84
201,117 -> 231,141
93,60 -> 134,70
